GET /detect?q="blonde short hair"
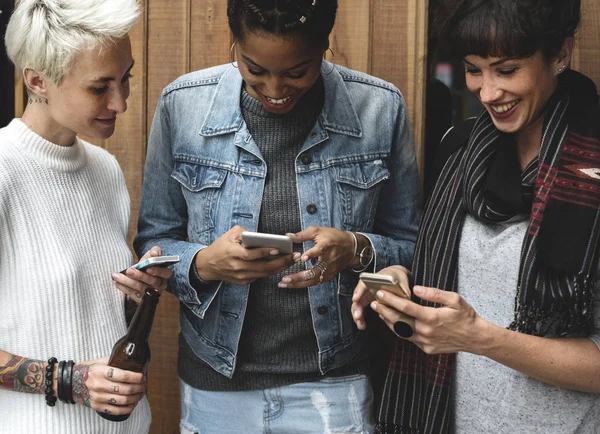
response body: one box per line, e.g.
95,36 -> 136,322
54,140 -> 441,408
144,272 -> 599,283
5,0 -> 141,85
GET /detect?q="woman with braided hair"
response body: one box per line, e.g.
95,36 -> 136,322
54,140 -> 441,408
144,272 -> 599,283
135,0 -> 421,432
352,0 -> 600,433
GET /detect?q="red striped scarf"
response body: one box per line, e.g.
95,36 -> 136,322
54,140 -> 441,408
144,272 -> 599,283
377,70 -> 600,434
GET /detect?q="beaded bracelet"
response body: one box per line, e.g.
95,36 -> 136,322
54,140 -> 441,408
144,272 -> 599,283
44,357 -> 58,407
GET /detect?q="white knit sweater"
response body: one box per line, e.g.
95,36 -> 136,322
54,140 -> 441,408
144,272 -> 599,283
0,119 -> 151,434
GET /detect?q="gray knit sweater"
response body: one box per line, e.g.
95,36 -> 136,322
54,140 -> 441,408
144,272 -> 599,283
454,214 -> 600,433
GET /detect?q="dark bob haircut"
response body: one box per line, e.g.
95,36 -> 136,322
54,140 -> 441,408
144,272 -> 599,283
434,0 -> 580,60
227,0 -> 338,48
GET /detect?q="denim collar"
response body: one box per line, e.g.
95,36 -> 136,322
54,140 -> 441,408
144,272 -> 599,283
200,61 -> 362,138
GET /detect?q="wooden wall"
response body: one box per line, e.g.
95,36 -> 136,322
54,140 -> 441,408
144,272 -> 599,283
10,1 -> 600,433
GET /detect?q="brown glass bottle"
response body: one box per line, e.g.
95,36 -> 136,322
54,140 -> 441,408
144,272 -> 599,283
98,287 -> 160,422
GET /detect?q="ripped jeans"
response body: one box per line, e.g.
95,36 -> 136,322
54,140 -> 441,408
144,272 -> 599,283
180,375 -> 375,434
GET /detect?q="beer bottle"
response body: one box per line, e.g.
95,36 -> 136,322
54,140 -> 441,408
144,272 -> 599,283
98,286 -> 160,422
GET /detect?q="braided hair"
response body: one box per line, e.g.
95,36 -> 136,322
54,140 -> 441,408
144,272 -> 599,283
228,0 -> 337,48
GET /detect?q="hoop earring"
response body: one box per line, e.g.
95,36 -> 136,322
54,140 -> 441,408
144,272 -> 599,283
230,42 -> 238,68
323,47 -> 335,75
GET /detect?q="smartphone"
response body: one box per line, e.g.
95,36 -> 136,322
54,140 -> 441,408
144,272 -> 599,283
241,231 -> 293,255
359,272 -> 414,337
121,255 -> 180,274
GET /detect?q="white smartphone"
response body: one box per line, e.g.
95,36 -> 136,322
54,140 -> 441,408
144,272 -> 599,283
121,255 -> 180,274
241,231 -> 293,255
359,272 -> 414,337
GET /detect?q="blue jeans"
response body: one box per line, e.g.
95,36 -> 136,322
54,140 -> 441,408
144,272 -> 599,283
179,375 -> 375,434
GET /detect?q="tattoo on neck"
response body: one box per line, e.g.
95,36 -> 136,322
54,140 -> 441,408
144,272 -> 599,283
27,97 -> 48,105
0,355 -> 46,394
72,363 -> 91,407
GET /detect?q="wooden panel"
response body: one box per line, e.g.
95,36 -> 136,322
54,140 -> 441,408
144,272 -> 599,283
329,0 -> 371,72
573,0 -> 600,89
104,9 -> 148,248
146,1 -> 191,433
371,0 -> 428,180
190,0 -> 231,70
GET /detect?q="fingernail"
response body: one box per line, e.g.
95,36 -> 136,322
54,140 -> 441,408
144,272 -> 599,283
352,309 -> 358,319
376,290 -> 384,299
301,255 -> 309,262
126,268 -> 135,276
111,273 -> 119,281
269,249 -> 279,256
147,268 -> 156,275
414,286 -> 424,295
370,301 -> 377,311
281,277 -> 292,283
285,233 -> 294,237
293,253 -> 301,261
278,283 -> 288,288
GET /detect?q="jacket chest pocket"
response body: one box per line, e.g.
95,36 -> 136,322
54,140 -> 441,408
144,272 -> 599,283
334,159 -> 390,231
171,161 -> 228,242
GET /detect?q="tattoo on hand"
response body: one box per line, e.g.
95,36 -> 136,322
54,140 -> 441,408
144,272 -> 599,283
0,355 -> 45,394
108,398 -> 117,404
71,364 -> 91,407
113,385 -> 119,393
104,409 -> 112,414
107,368 -> 114,378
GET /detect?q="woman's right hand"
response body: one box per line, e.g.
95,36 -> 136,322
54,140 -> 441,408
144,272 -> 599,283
72,358 -> 146,417
193,225 -> 299,285
351,265 -> 412,330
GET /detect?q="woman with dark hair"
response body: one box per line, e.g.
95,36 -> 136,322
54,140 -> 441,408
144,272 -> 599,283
135,0 -> 421,432
352,0 -> 600,433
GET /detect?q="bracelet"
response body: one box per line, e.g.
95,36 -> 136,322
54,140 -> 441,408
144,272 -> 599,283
44,357 -> 58,407
346,231 -> 358,264
64,360 -> 75,404
57,360 -> 66,402
351,245 -> 374,273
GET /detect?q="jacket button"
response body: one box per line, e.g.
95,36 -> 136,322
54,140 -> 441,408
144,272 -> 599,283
300,154 -> 312,165
306,204 -> 317,214
317,306 -> 328,315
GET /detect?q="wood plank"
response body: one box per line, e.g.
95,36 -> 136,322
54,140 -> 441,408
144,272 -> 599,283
190,0 -> 231,70
573,0 -> 600,89
329,0 -> 370,72
103,11 -> 148,248
145,1 -> 191,432
371,0 -> 428,180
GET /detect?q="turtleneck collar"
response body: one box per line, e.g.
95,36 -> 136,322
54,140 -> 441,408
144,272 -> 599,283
4,119 -> 88,172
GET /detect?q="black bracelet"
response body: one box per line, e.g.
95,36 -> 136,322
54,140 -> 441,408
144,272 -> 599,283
65,360 -> 75,404
44,357 -> 58,407
57,360 -> 66,402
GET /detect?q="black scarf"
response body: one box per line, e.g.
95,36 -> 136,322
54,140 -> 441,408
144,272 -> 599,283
377,70 -> 600,434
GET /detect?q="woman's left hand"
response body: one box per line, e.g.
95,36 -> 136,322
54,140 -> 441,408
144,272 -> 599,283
278,226 -> 355,288
111,246 -> 173,302
371,285 -> 489,355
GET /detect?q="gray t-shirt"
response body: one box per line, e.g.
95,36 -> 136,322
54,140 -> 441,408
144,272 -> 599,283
454,213 -> 600,433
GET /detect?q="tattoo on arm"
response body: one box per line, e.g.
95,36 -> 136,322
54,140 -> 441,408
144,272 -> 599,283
72,364 -> 91,407
0,355 -> 46,394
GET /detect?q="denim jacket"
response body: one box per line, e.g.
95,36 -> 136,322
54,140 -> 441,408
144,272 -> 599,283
134,62 -> 421,378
